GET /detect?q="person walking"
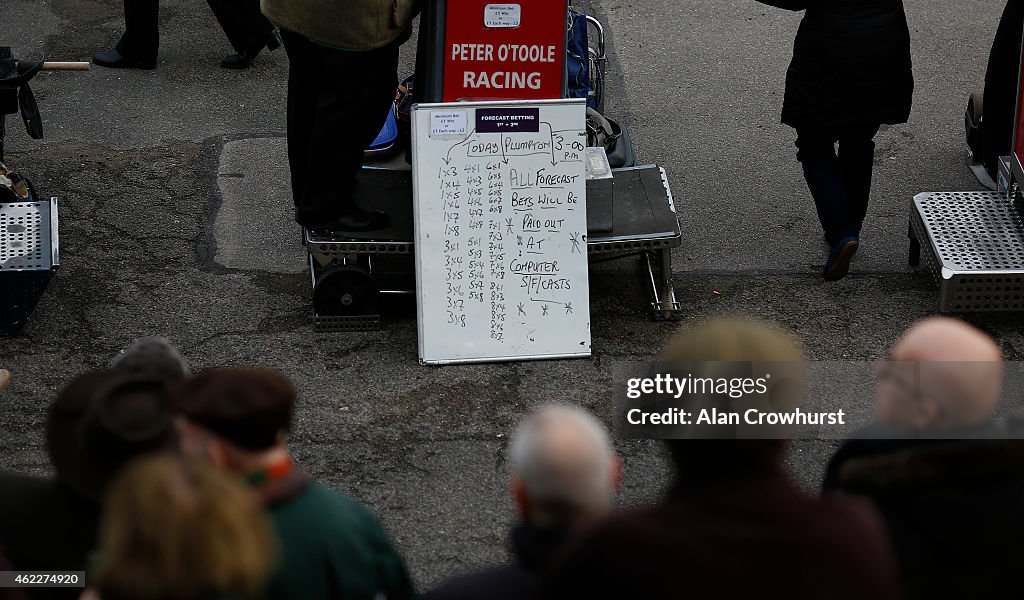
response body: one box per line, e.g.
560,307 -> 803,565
760,0 -> 914,280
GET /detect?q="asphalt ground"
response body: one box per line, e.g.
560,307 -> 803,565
2,0 -> 1023,590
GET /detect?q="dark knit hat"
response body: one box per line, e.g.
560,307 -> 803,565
47,370 -> 177,500
175,368 -> 295,451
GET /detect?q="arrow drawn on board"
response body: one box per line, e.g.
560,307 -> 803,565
541,122 -> 557,166
441,129 -> 477,165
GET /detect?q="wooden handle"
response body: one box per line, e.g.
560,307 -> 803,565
41,61 -> 91,71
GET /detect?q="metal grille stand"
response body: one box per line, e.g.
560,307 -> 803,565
1,196 -> 60,335
909,191 -> 1024,312
306,165 -> 683,331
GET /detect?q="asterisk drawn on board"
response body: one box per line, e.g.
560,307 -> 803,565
569,232 -> 582,254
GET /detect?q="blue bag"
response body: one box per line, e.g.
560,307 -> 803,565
364,105 -> 401,161
566,11 -> 593,107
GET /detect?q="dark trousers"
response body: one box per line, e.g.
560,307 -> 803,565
208,0 -> 275,55
795,123 -> 880,246
280,29 -> 400,226
116,0 -> 158,62
115,0 -> 273,62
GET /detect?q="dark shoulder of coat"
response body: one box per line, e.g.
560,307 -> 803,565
422,564 -> 533,600
826,438 -> 1024,600
0,473 -> 100,600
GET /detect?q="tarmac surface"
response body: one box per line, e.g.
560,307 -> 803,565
2,0 -> 1023,589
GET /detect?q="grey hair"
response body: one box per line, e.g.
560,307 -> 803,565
509,405 -> 616,525
110,337 -> 191,384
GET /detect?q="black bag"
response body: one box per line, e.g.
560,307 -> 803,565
0,161 -> 34,203
0,47 -> 44,140
586,107 -> 634,168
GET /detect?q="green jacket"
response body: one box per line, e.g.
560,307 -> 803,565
260,0 -> 420,50
265,481 -> 413,599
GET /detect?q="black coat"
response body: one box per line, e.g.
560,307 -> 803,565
981,0 -> 1024,174
0,472 -> 100,600
761,0 -> 914,128
0,546 -> 27,600
539,469 -> 902,599
824,425 -> 1024,600
423,523 -> 572,600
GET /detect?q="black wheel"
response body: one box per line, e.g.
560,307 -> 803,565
969,91 -> 984,123
312,266 -> 380,317
966,91 -> 983,142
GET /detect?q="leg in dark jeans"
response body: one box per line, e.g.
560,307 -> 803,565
796,123 -> 879,246
281,29 -> 399,227
206,0 -> 275,56
796,127 -> 852,247
115,0 -> 159,63
838,123 -> 879,236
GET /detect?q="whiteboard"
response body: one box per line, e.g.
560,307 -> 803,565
412,99 -> 591,364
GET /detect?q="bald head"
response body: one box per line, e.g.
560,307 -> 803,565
509,406 -> 619,527
876,317 -> 1003,430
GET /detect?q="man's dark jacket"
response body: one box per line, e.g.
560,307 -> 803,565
761,0 -> 914,128
824,424 -> 1024,600
423,523 -> 571,600
539,468 -> 902,599
0,472 -> 100,600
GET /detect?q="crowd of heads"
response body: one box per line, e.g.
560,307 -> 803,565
1,316 -> 1022,599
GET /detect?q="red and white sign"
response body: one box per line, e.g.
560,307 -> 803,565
443,0 -> 567,102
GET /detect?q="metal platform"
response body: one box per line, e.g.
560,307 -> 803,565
909,191 -> 1024,312
308,165 -> 682,330
1,196 -> 59,335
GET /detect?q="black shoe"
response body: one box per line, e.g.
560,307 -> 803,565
266,29 -> 282,52
310,210 -> 391,233
221,52 -> 255,69
823,237 -> 859,281
93,48 -> 156,70
222,30 -> 282,69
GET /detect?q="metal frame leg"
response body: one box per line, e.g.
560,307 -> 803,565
643,249 -> 683,320
908,220 -> 921,267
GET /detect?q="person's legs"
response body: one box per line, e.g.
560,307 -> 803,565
115,0 -> 159,63
206,0 -> 276,63
281,29 -> 316,218
796,126 -> 863,280
297,40 -> 400,229
837,123 -> 880,238
796,127 -> 857,246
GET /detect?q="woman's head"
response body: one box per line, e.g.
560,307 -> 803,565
93,454 -> 276,600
